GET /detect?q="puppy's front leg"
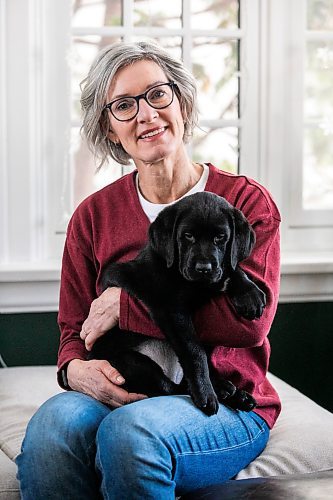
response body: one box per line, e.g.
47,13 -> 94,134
151,309 -> 219,416
227,267 -> 266,320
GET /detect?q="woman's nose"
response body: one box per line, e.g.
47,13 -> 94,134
136,98 -> 158,122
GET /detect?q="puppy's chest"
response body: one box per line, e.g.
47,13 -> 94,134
133,339 -> 183,384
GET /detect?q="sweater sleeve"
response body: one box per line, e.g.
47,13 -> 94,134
57,213 -> 97,377
119,188 -> 281,348
193,212 -> 280,347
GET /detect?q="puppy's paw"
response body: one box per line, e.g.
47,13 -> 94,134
216,379 -> 237,400
231,287 -> 266,320
225,389 -> 257,412
190,383 -> 219,416
201,391 -> 220,416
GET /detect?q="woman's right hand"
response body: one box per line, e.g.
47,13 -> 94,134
67,358 -> 147,408
80,287 -> 121,352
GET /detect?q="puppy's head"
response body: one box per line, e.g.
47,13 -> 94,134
149,192 -> 255,283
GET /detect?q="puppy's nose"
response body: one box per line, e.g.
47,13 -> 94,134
195,262 -> 213,274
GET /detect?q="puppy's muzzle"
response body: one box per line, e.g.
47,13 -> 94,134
185,260 -> 222,283
195,262 -> 213,274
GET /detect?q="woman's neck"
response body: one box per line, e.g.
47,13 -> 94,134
136,150 -> 203,204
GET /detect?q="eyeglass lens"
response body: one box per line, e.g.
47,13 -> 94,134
111,83 -> 174,121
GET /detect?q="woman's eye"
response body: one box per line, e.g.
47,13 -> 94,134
116,100 -> 134,111
184,233 -> 195,242
150,90 -> 165,100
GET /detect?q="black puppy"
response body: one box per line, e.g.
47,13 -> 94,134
90,192 -> 266,415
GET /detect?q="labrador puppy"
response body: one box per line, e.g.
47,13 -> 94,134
90,192 -> 266,415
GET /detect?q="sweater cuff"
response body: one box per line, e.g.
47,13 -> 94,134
57,362 -> 72,390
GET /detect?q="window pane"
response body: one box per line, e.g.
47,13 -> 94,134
191,0 -> 239,30
307,0 -> 333,30
70,36 -> 122,123
303,127 -> 333,210
192,127 -> 238,173
192,38 -> 239,121
134,0 -> 182,28
132,36 -> 182,60
303,40 -> 333,210
72,0 -> 122,28
305,41 -> 333,122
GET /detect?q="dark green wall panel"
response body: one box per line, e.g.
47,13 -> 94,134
0,312 -> 59,367
1,302 -> 332,411
269,302 -> 333,412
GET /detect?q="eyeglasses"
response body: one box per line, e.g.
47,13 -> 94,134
104,82 -> 177,122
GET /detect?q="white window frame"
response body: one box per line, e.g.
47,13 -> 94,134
258,0 -> 333,302
1,0 -> 333,313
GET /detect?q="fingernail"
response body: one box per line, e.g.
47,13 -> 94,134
116,375 -> 125,383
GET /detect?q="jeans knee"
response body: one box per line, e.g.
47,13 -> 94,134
20,392 -> 110,461
97,400 -> 165,449
17,393 -> 110,500
96,398 -> 176,470
96,400 -> 175,497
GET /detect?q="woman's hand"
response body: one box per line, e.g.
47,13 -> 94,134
80,287 -> 121,351
67,359 -> 147,407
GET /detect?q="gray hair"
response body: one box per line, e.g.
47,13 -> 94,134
80,40 -> 198,167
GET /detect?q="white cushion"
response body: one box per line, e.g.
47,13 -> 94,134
0,366 -> 62,460
236,372 -> 333,478
0,451 -> 20,499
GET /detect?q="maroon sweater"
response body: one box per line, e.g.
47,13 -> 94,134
58,164 -> 282,428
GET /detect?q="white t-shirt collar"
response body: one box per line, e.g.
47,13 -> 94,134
136,164 -> 209,223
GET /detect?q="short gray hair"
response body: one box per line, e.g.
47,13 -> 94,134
80,40 -> 198,167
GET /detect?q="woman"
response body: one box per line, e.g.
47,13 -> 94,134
16,40 -> 281,499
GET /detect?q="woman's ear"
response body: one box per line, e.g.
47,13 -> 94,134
107,128 -> 119,144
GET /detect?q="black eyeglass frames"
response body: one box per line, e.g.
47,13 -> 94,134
103,82 -> 177,122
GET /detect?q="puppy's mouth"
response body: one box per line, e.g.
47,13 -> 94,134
181,267 -> 223,284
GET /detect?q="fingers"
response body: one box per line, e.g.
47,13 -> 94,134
104,385 -> 148,407
100,362 -> 126,385
99,362 -> 148,405
80,288 -> 121,350
80,325 -> 104,351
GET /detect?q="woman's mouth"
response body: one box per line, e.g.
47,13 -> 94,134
138,127 -> 167,141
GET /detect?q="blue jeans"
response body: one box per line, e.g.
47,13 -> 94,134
16,392 -> 269,499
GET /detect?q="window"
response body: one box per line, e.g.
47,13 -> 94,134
1,0 -> 332,312
275,0 -> 333,254
304,0 -> 333,211
287,0 -> 333,230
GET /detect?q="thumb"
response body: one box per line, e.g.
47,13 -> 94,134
84,330 -> 104,351
100,361 -> 125,385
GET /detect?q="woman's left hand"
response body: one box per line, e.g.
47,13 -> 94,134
80,287 -> 121,351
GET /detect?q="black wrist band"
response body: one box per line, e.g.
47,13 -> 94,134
60,366 -> 71,390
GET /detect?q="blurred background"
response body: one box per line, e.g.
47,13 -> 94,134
0,0 -> 332,411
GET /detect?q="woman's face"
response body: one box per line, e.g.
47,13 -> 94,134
106,60 -> 185,165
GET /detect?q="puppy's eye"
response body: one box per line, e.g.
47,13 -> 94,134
184,232 -> 195,243
214,234 -> 225,244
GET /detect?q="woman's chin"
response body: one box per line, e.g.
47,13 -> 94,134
135,144 -> 184,166
136,150 -> 174,166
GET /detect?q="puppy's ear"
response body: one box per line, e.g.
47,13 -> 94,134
230,209 -> 256,269
148,205 -> 179,268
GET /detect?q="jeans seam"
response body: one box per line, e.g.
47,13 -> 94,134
174,425 -> 267,459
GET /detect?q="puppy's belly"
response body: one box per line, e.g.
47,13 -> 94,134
133,339 -> 184,384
